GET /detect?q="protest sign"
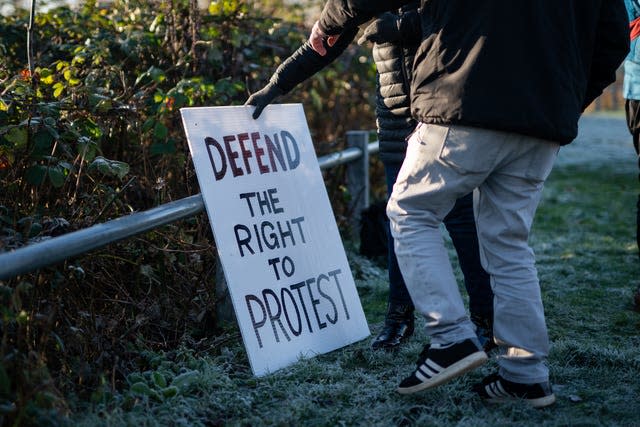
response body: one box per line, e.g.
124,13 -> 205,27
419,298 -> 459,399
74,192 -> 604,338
180,104 -> 370,376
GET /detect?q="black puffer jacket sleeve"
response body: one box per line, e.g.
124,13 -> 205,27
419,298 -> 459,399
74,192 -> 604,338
269,26 -> 360,94
318,0 -> 410,35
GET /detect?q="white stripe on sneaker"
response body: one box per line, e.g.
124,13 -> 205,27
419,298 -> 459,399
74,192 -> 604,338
495,381 -> 508,396
486,381 -> 510,398
425,359 -> 444,373
415,369 -> 429,382
416,363 -> 442,381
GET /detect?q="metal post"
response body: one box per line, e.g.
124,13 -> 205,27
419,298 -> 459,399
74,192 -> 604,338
215,256 -> 236,324
346,130 -> 370,241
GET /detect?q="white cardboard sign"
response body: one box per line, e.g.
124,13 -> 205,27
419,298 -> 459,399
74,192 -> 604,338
180,104 -> 370,376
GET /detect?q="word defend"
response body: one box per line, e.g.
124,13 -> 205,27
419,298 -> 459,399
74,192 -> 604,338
204,130 -> 300,180
180,104 -> 369,376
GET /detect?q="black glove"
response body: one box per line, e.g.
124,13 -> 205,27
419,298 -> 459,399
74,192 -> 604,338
244,83 -> 284,119
357,12 -> 401,45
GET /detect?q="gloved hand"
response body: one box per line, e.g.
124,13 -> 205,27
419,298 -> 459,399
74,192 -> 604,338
357,12 -> 401,45
244,83 -> 284,119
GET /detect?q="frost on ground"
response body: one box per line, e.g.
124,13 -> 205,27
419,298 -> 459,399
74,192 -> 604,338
558,114 -> 636,170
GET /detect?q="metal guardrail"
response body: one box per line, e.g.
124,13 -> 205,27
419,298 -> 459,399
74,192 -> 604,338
0,139 -> 379,281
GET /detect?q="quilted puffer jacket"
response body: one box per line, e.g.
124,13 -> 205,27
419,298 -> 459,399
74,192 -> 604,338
373,4 -> 419,164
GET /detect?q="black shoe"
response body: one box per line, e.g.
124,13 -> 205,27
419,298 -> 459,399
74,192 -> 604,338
397,338 -> 487,394
473,373 -> 556,408
371,303 -> 414,350
471,314 -> 497,353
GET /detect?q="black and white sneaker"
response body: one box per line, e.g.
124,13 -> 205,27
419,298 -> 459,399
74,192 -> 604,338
473,373 -> 556,408
397,338 -> 487,394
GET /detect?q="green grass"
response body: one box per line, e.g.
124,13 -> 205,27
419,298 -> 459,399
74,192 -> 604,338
69,163 -> 640,426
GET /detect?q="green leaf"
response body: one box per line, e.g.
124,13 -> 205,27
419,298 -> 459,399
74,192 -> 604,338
150,139 -> 176,155
72,55 -> 86,66
33,130 -> 54,157
44,115 -> 58,126
39,68 -> 55,85
149,66 -> 166,83
126,373 -> 145,385
136,66 -> 166,86
153,122 -> 168,140
48,165 -> 66,188
142,118 -> 155,132
25,165 -> 47,186
77,136 -> 98,161
161,386 -> 178,398
4,127 -> 28,148
171,92 -> 188,109
26,221 -> 42,237
88,156 -> 130,179
130,381 -> 152,396
53,82 -> 65,98
76,118 -> 103,140
152,371 -> 167,388
170,370 -> 199,390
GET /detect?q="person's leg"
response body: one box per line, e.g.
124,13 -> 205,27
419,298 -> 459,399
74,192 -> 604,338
371,161 -> 415,350
626,99 -> 640,259
388,124 -> 499,393
388,124 -> 488,346
624,99 -> 640,311
388,123 -> 557,395
443,192 -> 494,343
471,135 -> 558,408
378,161 -> 495,350
384,161 -> 415,307
473,135 -> 558,385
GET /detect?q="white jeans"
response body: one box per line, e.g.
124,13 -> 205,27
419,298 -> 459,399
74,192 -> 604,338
387,123 -> 559,383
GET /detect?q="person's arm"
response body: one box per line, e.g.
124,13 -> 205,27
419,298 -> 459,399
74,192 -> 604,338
245,26 -> 358,119
582,0 -> 629,110
312,0 -> 410,55
317,0 -> 410,36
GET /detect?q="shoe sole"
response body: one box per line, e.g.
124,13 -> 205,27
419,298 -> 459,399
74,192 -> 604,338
397,351 -> 488,395
485,393 -> 556,409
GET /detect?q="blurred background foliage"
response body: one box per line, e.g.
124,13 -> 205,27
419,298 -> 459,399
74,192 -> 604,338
0,0 -> 378,424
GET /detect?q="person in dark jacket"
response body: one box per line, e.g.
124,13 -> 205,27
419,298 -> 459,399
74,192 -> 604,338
359,7 -> 495,351
308,0 -> 628,408
245,5 -> 495,352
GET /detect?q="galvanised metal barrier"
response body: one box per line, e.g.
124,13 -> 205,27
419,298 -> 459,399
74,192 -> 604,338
0,132 -> 378,281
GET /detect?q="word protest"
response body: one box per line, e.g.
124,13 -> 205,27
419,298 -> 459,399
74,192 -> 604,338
180,105 -> 369,376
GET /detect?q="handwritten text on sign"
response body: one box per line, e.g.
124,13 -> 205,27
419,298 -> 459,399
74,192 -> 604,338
180,105 -> 369,376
